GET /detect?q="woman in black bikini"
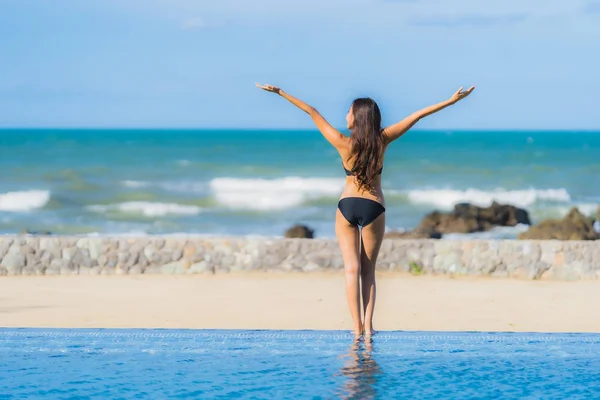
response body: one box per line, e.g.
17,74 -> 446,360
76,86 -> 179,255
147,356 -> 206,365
257,83 -> 475,336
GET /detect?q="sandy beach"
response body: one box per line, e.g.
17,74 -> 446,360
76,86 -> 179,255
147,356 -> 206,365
0,272 -> 598,333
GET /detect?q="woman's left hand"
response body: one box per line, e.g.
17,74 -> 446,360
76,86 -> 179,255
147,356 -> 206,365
449,86 -> 475,104
256,83 -> 282,95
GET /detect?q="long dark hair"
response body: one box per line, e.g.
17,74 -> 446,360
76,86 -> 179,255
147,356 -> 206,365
348,98 -> 385,192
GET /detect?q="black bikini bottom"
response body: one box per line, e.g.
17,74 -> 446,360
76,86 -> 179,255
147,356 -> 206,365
338,197 -> 386,227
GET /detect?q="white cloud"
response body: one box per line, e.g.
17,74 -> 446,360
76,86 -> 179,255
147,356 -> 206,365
411,13 -> 528,27
181,17 -> 204,30
106,0 -> 592,28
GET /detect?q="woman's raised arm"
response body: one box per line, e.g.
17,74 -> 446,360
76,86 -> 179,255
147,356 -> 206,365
256,83 -> 347,150
382,86 -> 475,144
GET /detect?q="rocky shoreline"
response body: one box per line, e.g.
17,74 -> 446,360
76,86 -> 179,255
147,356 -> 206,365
286,202 -> 600,241
1,236 -> 599,280
4,202 -> 598,280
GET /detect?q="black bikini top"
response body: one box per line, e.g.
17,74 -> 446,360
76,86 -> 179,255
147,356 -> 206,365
342,162 -> 383,176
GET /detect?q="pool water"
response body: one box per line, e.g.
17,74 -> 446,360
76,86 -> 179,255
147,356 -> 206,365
1,329 -> 600,399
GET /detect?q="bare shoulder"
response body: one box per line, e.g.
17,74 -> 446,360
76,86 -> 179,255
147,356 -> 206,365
340,134 -> 351,148
382,136 -> 391,151
336,136 -> 352,159
380,129 -> 393,147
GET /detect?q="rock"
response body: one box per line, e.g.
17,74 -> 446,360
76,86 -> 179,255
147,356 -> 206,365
0,240 -> 11,260
26,253 -> 37,267
418,202 -> 531,235
157,252 -> 173,265
62,247 -> 76,261
118,240 -> 130,251
284,225 -> 315,239
115,265 -> 129,274
39,250 -> 53,264
45,267 -> 60,276
117,251 -> 129,265
50,258 -> 71,270
188,261 -> 214,274
33,263 -> 46,275
143,266 -> 163,274
106,252 -> 118,268
80,266 -> 101,275
160,260 -> 190,274
101,267 -> 116,275
21,266 -> 36,276
128,265 -> 144,274
136,253 -> 149,268
77,238 -> 103,260
2,252 -> 26,275
19,229 -> 52,235
384,230 -> 442,239
97,254 -> 107,268
60,266 -> 79,275
125,252 -> 140,268
20,244 -> 36,255
302,262 -> 321,272
161,261 -> 186,274
144,245 -> 157,262
171,249 -> 183,261
39,238 -> 61,258
71,248 -> 93,268
215,264 -> 231,274
519,207 -> 598,240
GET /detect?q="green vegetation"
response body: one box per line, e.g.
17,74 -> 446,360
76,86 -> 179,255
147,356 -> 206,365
409,261 -> 424,276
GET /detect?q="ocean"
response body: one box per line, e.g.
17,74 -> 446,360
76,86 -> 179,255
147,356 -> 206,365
1,129 -> 598,238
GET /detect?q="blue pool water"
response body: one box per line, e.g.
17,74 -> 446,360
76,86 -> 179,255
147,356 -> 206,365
2,329 -> 600,399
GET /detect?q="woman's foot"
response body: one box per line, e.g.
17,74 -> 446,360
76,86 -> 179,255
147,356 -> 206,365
364,327 -> 376,337
353,323 -> 364,338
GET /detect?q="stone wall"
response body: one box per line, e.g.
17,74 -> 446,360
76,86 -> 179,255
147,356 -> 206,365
1,236 -> 599,280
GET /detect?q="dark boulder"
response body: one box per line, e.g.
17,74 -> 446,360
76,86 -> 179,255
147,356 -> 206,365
417,201 -> 531,234
20,229 -> 52,235
284,225 -> 314,239
519,207 -> 598,240
384,229 -> 442,239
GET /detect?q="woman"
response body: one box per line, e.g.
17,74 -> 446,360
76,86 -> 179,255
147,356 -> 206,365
256,83 -> 475,336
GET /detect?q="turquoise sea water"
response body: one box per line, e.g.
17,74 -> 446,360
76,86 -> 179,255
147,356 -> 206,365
1,129 -> 599,238
2,329 -> 600,399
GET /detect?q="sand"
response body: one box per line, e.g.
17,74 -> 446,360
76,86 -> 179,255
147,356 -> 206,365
0,272 -> 598,333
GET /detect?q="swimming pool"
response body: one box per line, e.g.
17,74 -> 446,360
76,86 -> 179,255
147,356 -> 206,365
1,329 -> 600,399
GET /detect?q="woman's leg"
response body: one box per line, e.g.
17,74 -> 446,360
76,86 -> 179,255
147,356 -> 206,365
360,212 -> 385,336
335,208 -> 362,336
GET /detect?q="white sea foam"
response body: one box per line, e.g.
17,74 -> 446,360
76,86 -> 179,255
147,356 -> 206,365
209,177 -> 345,210
542,203 -> 599,218
443,224 -> 531,240
87,202 -> 202,217
121,180 -> 206,193
121,180 -> 150,188
159,181 -> 207,193
570,203 -> 599,216
406,188 -> 571,209
0,190 -> 51,212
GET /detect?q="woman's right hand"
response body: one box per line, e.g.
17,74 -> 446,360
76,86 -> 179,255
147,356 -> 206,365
256,83 -> 282,95
449,86 -> 475,104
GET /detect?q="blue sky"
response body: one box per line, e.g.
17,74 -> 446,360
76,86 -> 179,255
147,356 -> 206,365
1,0 -> 599,130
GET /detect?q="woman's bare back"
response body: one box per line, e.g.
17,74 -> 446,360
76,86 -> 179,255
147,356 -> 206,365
338,140 -> 386,207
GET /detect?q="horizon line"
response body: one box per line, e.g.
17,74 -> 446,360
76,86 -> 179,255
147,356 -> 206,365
1,127 -> 599,133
